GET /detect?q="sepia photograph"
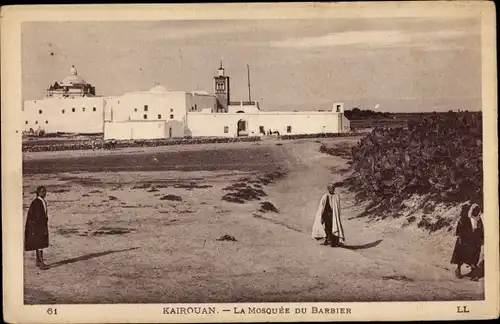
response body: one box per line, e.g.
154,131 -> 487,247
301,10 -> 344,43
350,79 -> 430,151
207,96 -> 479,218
2,2 -> 498,323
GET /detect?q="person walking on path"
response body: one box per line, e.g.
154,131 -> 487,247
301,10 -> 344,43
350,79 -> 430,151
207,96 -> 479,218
451,203 -> 484,281
312,183 -> 345,247
24,186 -> 50,270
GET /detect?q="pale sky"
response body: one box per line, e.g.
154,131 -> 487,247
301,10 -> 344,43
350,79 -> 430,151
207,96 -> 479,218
22,18 -> 482,112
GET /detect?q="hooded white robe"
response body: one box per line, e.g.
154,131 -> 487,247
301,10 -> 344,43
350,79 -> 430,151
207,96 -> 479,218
468,203 -> 480,230
312,193 -> 345,242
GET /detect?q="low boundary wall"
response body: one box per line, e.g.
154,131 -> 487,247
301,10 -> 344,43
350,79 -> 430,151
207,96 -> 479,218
22,132 -> 371,153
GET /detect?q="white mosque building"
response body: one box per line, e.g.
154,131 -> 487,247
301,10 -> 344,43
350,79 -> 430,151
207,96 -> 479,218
23,65 -> 106,134
23,64 -> 350,140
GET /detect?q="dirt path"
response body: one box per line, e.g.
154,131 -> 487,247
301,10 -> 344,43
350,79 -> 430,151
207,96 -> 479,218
23,139 -> 483,304
252,140 -> 484,301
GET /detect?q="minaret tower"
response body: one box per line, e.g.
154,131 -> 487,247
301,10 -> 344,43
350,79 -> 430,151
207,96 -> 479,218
213,61 -> 230,113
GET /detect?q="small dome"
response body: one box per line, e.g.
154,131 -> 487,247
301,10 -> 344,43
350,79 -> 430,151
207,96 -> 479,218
59,74 -> 87,86
149,85 -> 169,93
58,65 -> 87,85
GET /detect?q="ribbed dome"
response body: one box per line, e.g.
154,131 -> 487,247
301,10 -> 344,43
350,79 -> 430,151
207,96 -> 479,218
58,66 -> 87,86
60,74 -> 87,86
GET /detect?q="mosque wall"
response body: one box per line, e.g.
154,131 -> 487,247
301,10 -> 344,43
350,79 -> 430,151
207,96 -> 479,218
104,91 -> 188,123
24,65 -> 350,139
23,92 -> 350,138
101,90 -> 214,140
186,111 -> 347,138
341,114 -> 351,132
103,120 -> 187,140
103,121 -> 168,140
23,97 -> 105,134
227,103 -> 260,113
186,93 -> 217,113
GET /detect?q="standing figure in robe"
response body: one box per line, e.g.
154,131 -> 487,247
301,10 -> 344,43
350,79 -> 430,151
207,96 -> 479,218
312,183 -> 345,247
451,203 -> 484,281
24,186 -> 50,270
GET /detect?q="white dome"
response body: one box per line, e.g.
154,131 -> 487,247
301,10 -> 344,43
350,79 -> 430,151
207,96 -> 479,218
59,74 -> 87,86
59,65 -> 87,86
149,85 -> 169,93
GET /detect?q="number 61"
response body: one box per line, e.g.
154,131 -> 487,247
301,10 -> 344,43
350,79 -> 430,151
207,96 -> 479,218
47,308 -> 57,315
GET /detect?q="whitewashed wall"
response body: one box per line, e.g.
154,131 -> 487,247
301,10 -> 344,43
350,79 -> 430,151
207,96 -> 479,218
23,97 -> 105,133
186,93 -> 217,112
227,103 -> 259,113
186,112 -> 345,137
342,115 -> 351,132
104,121 -> 167,140
104,92 -> 188,123
25,90 -> 350,139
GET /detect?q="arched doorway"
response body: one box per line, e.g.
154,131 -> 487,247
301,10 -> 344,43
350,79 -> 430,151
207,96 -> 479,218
237,119 -> 249,137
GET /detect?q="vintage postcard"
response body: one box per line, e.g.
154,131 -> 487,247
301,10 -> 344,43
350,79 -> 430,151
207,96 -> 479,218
1,2 -> 498,323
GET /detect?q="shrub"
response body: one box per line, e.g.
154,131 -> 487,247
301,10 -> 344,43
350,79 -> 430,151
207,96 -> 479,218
259,201 -> 279,213
344,111 -> 483,217
280,132 -> 369,140
319,144 -> 352,160
159,194 -> 183,201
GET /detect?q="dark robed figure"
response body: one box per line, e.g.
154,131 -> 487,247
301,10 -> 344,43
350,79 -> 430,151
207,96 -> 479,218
25,186 -> 49,270
451,203 -> 483,281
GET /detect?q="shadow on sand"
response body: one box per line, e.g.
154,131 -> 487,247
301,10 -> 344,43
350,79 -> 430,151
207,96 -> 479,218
48,247 -> 139,269
340,239 -> 383,251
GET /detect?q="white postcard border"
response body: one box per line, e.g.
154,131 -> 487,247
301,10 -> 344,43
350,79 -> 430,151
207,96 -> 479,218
2,2 -> 498,323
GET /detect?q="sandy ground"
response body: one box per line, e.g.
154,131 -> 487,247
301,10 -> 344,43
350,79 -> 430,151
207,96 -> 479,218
23,138 -> 484,304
